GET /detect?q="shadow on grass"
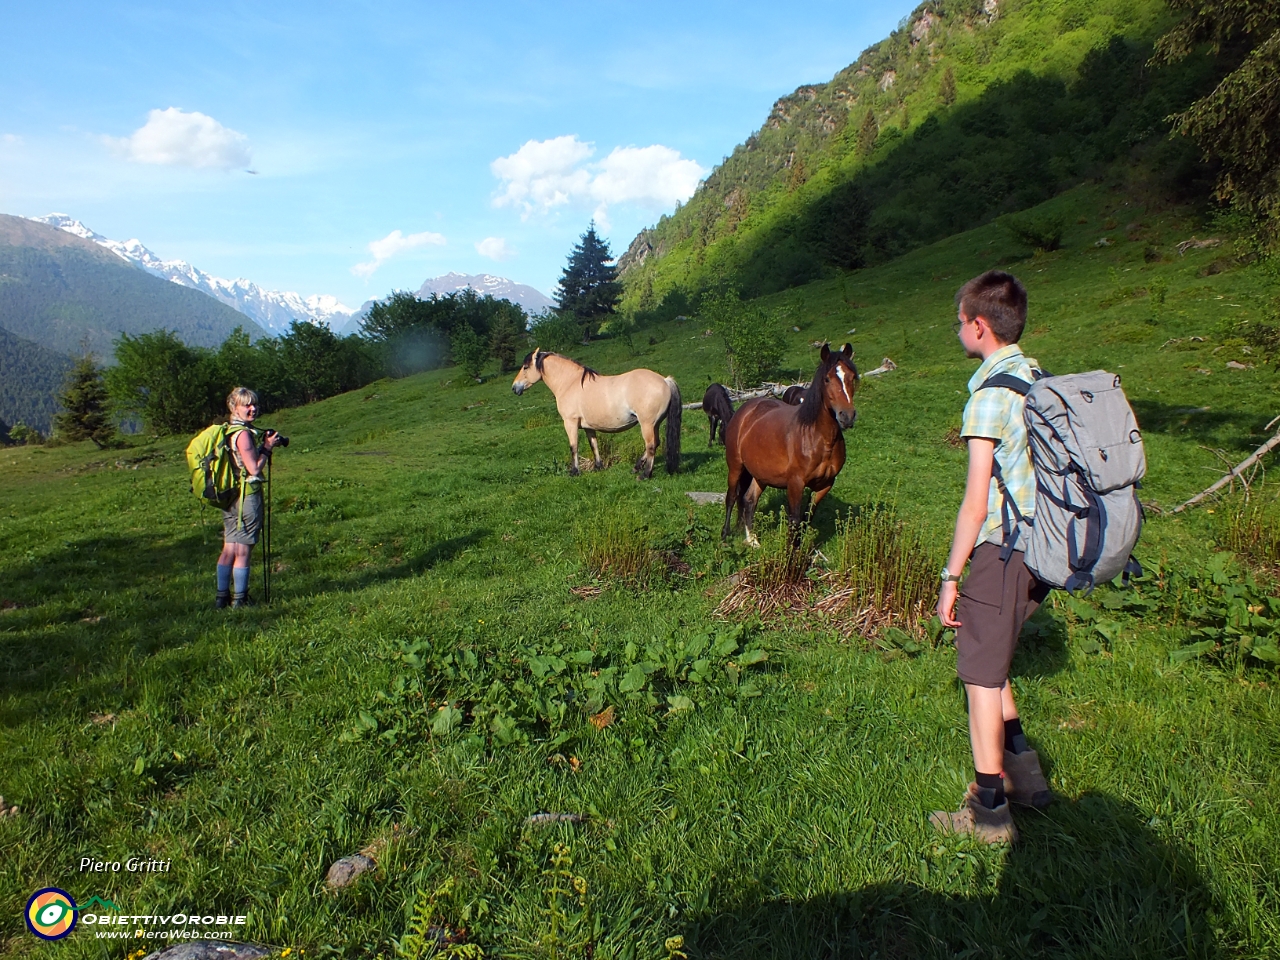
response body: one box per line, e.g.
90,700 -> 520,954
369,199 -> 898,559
1132,400 -> 1273,453
327,528 -> 493,594
0,532 -> 216,700
680,792 -> 1219,959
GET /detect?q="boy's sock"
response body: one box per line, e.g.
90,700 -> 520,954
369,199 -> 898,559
232,566 -> 250,596
974,770 -> 1006,809
1004,717 -> 1029,755
216,564 -> 232,593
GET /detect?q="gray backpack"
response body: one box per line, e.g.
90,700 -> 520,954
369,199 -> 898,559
982,370 -> 1145,593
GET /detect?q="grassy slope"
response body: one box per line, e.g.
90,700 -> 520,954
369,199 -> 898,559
2,184 -> 1279,958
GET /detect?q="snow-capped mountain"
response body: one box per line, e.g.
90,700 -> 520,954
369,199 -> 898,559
418,272 -> 554,314
29,214 -> 354,334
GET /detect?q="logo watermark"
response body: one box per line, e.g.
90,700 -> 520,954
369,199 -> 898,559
25,888 -> 78,941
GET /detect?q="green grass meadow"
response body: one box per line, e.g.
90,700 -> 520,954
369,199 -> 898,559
3,184 -> 1279,958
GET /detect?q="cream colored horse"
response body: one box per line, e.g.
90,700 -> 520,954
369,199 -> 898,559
511,349 -> 682,477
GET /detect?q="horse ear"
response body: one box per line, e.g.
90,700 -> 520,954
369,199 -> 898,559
841,342 -> 853,358
820,343 -> 831,361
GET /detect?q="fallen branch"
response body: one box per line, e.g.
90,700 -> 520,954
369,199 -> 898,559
1174,427 -> 1280,513
863,357 -> 898,377
680,359 -> 898,410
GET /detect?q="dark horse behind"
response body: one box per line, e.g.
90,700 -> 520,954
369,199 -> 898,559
702,383 -> 735,445
722,343 -> 858,546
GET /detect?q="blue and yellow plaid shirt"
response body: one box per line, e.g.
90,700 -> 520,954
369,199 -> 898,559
961,343 -> 1040,546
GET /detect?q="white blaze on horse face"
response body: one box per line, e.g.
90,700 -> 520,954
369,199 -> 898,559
835,364 -> 853,404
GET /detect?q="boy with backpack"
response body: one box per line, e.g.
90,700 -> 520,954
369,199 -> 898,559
214,387 -> 282,608
931,271 -> 1053,844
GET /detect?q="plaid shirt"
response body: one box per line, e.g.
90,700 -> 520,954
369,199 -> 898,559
961,344 -> 1040,546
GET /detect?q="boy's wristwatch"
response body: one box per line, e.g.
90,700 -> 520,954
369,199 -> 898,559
939,568 -> 961,583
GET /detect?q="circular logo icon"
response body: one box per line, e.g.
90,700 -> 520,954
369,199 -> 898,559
26,888 -> 78,940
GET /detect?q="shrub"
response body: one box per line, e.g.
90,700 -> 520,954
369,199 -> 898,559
698,288 -> 787,389
450,324 -> 488,382
529,311 -> 583,353
999,212 -> 1066,253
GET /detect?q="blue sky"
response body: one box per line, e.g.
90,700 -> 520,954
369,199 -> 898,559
0,0 -> 918,308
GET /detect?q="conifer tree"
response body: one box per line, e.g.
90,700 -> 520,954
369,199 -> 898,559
54,354 -> 114,448
555,223 -> 622,343
939,66 -> 957,106
1154,0 -> 1280,248
857,110 -> 879,158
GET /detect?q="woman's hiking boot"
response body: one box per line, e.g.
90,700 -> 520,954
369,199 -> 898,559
215,590 -> 231,610
929,783 -> 1018,844
1003,748 -> 1053,809
231,593 -> 255,609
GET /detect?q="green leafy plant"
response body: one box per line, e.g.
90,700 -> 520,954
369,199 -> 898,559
1000,212 -> 1066,253
697,288 -> 786,389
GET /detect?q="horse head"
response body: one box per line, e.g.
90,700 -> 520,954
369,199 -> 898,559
512,349 -> 546,395
816,343 -> 858,430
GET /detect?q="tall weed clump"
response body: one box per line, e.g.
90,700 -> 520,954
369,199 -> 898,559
1223,492 -> 1280,568
578,511 -> 667,586
818,503 -> 946,638
717,515 -> 818,619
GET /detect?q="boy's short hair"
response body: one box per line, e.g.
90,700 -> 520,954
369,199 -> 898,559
226,386 -> 259,413
955,270 -> 1028,344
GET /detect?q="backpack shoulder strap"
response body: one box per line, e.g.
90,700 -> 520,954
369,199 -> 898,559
977,368 -> 1050,395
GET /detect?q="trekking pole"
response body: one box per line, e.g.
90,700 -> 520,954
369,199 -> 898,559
263,456 -> 272,605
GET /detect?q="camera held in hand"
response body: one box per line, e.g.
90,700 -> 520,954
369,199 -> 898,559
265,429 -> 290,448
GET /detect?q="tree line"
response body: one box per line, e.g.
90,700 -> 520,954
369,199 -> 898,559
27,224 -> 632,443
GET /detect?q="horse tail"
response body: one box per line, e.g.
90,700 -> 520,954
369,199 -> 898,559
664,377 -> 682,474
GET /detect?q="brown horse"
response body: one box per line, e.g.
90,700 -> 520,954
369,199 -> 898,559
511,349 -> 682,478
723,343 -> 858,546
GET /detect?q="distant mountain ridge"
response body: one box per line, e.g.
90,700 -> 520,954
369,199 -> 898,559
29,214 -> 355,334
334,272 -> 555,335
418,272 -> 554,313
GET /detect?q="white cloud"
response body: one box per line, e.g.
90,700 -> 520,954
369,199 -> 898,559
490,135 -> 705,226
106,107 -> 251,170
475,236 -> 515,261
490,135 -> 593,218
351,229 -> 446,278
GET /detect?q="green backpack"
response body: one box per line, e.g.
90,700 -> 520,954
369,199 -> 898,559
185,423 -> 250,510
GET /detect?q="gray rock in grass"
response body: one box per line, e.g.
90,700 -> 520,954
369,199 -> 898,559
325,852 -> 377,890
685,491 -> 726,505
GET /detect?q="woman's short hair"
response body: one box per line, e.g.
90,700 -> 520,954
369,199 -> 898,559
226,386 -> 259,413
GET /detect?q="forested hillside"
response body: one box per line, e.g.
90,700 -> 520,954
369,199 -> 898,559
620,0 -> 1222,305
0,214 -> 266,358
0,325 -> 71,433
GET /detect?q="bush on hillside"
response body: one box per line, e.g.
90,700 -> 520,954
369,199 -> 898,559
1000,212 -> 1066,253
698,288 -> 787,389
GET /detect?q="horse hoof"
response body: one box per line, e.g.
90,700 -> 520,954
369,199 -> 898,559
745,534 -> 761,548
569,466 -> 580,477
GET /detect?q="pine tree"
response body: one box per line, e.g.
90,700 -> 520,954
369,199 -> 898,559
939,66 -> 957,106
555,223 -> 622,343
857,110 -> 879,158
54,354 -> 114,448
1154,0 -> 1280,248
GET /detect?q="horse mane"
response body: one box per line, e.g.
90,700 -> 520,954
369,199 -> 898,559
531,350 -> 598,385
797,350 -> 856,426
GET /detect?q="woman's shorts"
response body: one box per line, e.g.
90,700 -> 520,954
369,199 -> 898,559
222,491 -> 263,546
955,542 -> 1049,688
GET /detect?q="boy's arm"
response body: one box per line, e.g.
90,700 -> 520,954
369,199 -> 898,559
937,437 -> 996,627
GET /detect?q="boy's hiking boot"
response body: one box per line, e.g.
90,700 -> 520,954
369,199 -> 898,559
231,593 -> 255,609
929,784 -> 1018,844
1003,748 -> 1053,809
215,590 -> 231,610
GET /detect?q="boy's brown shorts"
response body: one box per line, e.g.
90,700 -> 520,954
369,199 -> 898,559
955,542 -> 1049,688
